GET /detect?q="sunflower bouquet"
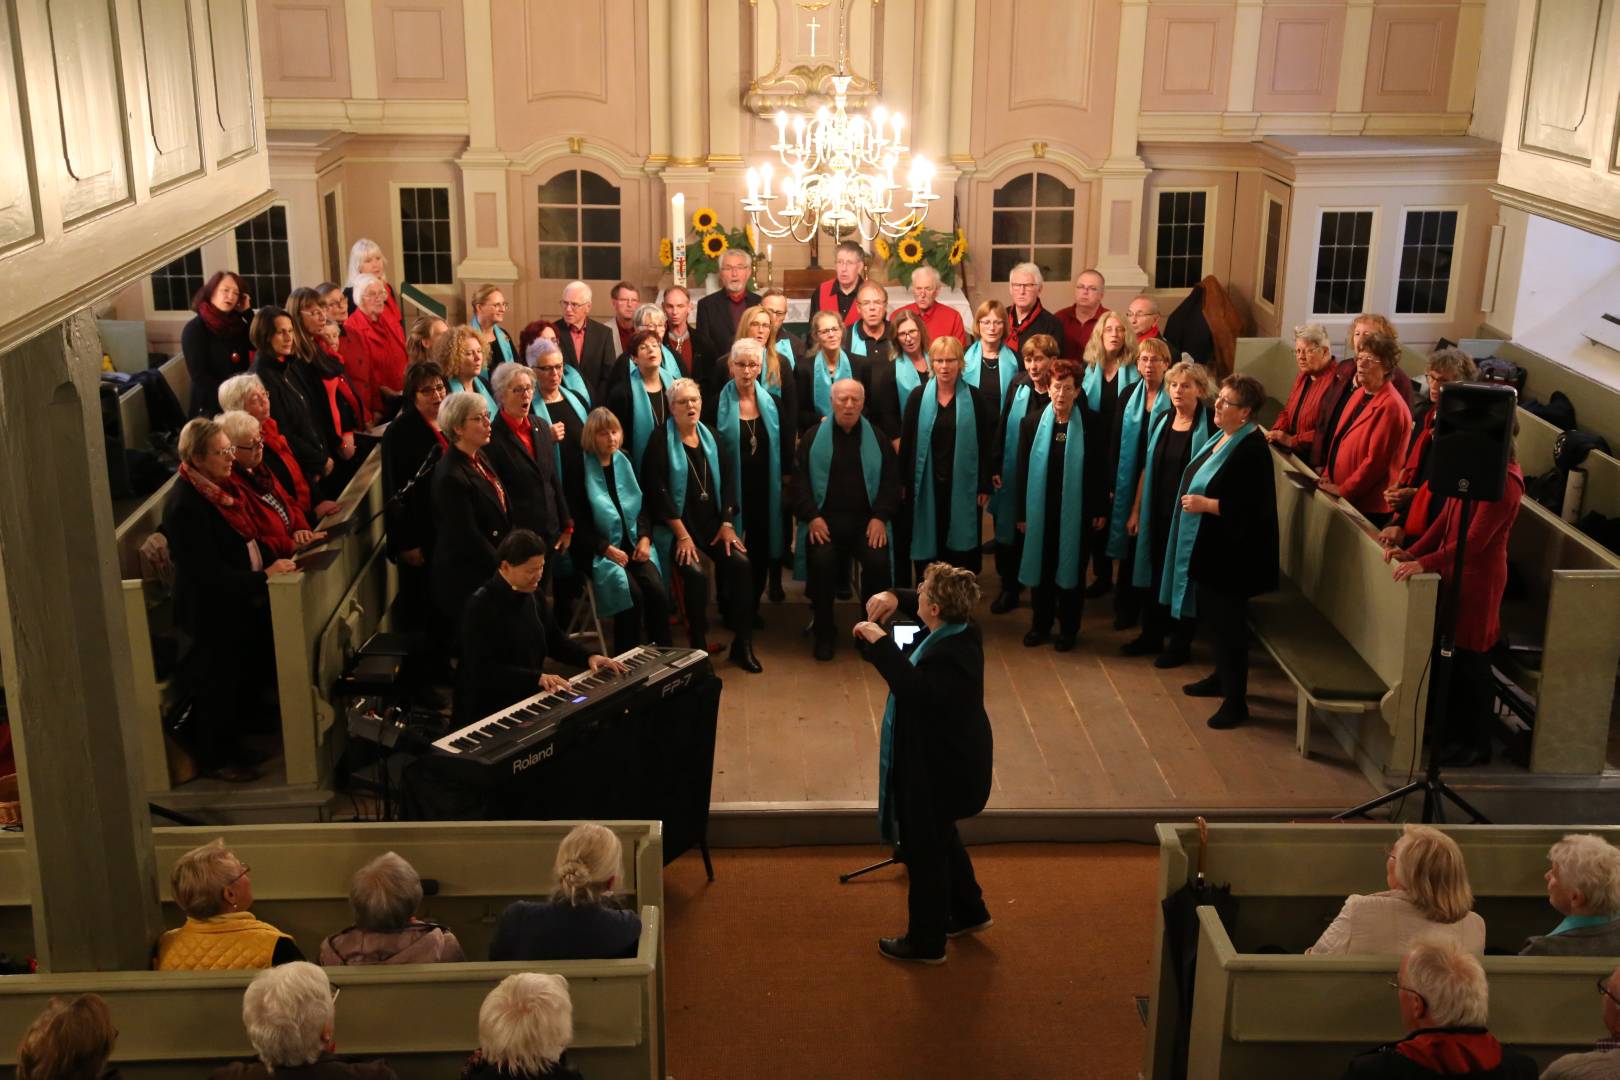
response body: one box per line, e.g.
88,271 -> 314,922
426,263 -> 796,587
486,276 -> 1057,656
877,227 -> 968,288
659,207 -> 757,281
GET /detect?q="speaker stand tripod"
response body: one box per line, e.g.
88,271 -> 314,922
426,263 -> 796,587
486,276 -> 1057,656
1335,498 -> 1490,825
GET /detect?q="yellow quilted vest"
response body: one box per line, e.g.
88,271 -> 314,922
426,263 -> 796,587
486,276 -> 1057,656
153,912 -> 287,970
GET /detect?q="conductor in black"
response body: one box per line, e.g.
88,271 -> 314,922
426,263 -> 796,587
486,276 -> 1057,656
854,562 -> 995,964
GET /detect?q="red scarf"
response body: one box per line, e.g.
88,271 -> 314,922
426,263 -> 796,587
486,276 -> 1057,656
197,301 -> 249,338
230,468 -> 307,558
1007,302 -> 1047,354
260,416 -> 312,513
180,462 -> 261,542
467,451 -> 507,512
314,340 -> 367,432
500,410 -> 535,458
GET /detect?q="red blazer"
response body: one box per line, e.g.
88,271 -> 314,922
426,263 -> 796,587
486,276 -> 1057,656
1325,380 -> 1413,516
894,301 -> 967,346
341,307 -> 407,418
1406,464 -> 1523,652
1275,358 -> 1353,463
813,279 -> 862,326
1396,407 -> 1439,538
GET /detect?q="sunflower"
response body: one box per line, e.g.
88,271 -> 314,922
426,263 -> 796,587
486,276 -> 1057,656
897,236 -> 924,264
873,236 -> 891,261
947,237 -> 967,265
702,231 -> 729,258
658,237 -> 674,267
693,207 -> 719,232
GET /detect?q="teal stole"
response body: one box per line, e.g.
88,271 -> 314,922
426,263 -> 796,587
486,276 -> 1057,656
766,338 -> 796,406
652,419 -> 723,581
793,417 -> 892,580
532,386 -> 589,574
774,337 -> 797,371
877,619 -> 969,844
449,373 -> 499,419
582,450 -> 662,617
627,372 -> 672,471
993,385 -> 1042,545
963,341 -> 1018,405
910,386 -> 980,560
1105,381 -> 1171,558
471,318 -> 515,367
1018,406 -> 1087,589
894,356 -> 927,418
1082,360 -> 1140,413
560,362 -> 591,404
717,382 -> 782,558
1132,405 -> 1216,590
623,348 -> 683,387
1160,422 -> 1258,619
811,350 -> 853,419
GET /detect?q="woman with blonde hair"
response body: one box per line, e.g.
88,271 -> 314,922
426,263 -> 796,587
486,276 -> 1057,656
435,325 -> 500,419
461,974 -> 582,1080
730,304 -> 797,420
470,285 -> 517,372
16,994 -> 118,1080
489,824 -> 642,961
1308,825 -> 1485,955
155,839 -> 303,969
1080,309 -> 1138,600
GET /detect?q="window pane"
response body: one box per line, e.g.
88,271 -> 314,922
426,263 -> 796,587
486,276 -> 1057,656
1033,246 -> 1071,284
1034,174 -> 1074,208
992,173 -> 1034,208
582,208 -> 621,243
431,187 -> 450,218
538,245 -> 578,278
579,171 -> 620,205
435,253 -> 453,283
991,211 -> 1030,246
581,245 -> 621,279
990,248 -> 1024,281
538,207 -> 579,242
538,171 -> 578,205
1032,209 -> 1073,245
1394,209 -> 1456,315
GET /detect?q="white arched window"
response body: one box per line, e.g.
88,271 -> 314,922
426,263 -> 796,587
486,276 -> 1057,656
990,172 -> 1075,283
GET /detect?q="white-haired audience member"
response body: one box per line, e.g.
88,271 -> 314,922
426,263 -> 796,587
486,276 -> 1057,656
1522,835 -> 1620,956
318,852 -> 465,966
1542,964 -> 1620,1079
1309,825 -> 1486,956
459,973 -> 582,1080
489,824 -> 641,961
212,962 -> 397,1079
1342,936 -> 1536,1079
154,839 -> 302,970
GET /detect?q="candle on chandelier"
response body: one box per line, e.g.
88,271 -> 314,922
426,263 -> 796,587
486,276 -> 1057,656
775,111 -> 788,145
746,168 -> 760,201
761,162 -> 773,198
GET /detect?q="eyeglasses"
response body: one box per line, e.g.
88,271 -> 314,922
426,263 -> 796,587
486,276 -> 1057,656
233,440 -> 265,453
560,300 -> 587,309
1387,979 -> 1427,1011
1597,976 -> 1620,1007
330,986 -> 342,1005
535,364 -> 564,373
510,385 -> 535,396
1009,281 -> 1038,291
418,384 -> 448,397
1214,395 -> 1244,410
228,862 -> 251,885
207,447 -> 234,459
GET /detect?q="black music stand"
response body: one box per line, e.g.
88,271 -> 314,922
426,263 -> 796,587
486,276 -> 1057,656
840,847 -> 901,884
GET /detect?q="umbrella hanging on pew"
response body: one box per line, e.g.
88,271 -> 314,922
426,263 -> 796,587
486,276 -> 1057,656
1160,817 -> 1238,1080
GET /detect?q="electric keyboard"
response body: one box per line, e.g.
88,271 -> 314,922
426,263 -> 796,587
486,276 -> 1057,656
429,645 -> 713,774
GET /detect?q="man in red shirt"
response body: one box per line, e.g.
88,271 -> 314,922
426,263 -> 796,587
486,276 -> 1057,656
1125,295 -> 1161,341
893,265 -> 966,346
1055,268 -> 1107,360
661,285 -> 694,377
609,281 -> 640,355
813,241 -> 866,326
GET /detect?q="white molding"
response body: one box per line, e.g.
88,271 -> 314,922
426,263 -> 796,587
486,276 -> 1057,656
1136,111 -> 1471,141
266,98 -> 471,136
1390,203 -> 1466,323
1145,185 -> 1218,289
387,181 -> 461,288
1307,205 -> 1381,319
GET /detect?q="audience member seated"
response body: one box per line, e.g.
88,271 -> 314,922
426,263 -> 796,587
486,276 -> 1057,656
381,362 -> 449,635
250,306 -> 331,487
219,373 -> 340,522
454,529 -> 624,728
183,270 -> 254,417
16,993 -> 119,1080
212,962 -> 396,1080
1378,347 -> 1479,550
1521,835 -> 1620,956
430,391 -> 512,634
1309,824 -> 1486,956
342,272 -> 408,421
1318,330 -> 1414,527
217,410 -> 324,558
460,973 -> 583,1080
794,378 -> 900,662
162,419 -> 299,780
567,408 -> 671,648
1350,312 -> 1417,414
1541,962 -> 1620,1079
317,851 -> 466,966
1266,322 -> 1354,468
155,838 -> 302,969
489,823 -> 641,961
1341,935 -> 1536,1079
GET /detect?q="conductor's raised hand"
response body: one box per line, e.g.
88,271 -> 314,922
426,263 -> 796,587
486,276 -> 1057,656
851,620 -> 886,645
865,590 -> 900,624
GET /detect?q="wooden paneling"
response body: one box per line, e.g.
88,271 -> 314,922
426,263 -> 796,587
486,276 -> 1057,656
524,0 -> 606,102
46,0 -> 131,222
375,0 -> 467,100
259,0 -> 351,99
1519,0 -> 1608,163
1361,3 -> 1458,114
1252,5 -> 1343,113
138,0 -> 203,190
1141,3 -> 1237,113
207,0 -> 257,163
0,7 -> 38,250
1007,0 -> 1091,109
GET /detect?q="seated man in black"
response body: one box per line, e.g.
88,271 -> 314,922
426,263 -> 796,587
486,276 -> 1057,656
454,529 -> 625,728
794,378 -> 900,662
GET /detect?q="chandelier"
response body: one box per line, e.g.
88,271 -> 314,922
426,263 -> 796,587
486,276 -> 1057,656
741,75 -> 938,244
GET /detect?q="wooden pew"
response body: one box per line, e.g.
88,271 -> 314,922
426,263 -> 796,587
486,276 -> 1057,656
1145,822 -> 1620,1080
0,912 -> 664,1080
1187,905 -> 1612,1079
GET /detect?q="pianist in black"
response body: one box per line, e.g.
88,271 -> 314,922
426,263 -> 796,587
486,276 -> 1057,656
454,529 -> 626,729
